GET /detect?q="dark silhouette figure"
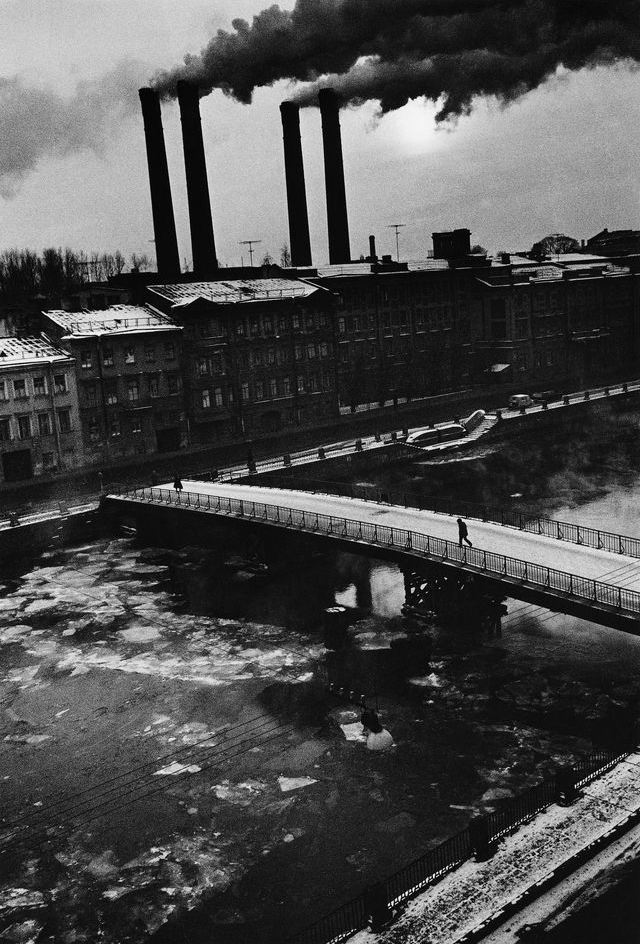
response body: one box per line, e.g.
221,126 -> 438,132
173,473 -> 183,493
457,517 -> 472,548
361,707 -> 382,735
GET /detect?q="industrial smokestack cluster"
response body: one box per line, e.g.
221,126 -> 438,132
139,81 -> 352,276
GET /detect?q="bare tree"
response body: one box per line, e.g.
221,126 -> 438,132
280,244 -> 291,267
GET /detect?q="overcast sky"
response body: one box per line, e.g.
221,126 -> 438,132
1,0 -> 639,268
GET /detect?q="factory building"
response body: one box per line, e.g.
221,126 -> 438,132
147,278 -> 338,442
42,306 -> 188,463
0,337 -> 82,483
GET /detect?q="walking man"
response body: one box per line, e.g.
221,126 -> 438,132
457,517 -> 472,548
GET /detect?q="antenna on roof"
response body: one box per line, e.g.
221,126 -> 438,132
387,223 -> 406,262
239,240 -> 262,267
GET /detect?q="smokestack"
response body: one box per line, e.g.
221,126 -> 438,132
138,88 -> 180,281
318,89 -> 351,265
176,80 -> 218,276
280,102 -> 312,267
369,235 -> 377,262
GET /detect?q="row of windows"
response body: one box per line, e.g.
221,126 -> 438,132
0,374 -> 67,400
234,310 -> 328,337
0,410 -> 71,441
338,309 -> 453,335
81,374 -> 182,405
80,340 -> 178,370
87,417 -> 142,442
238,372 -> 331,401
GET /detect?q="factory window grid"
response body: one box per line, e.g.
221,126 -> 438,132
38,413 -> 51,436
17,415 -> 31,439
33,376 -> 47,397
13,379 -> 27,399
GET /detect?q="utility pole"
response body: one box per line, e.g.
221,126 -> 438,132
239,240 -> 262,268
387,223 -> 406,262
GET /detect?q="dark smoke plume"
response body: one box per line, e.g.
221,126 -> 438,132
152,0 -> 640,119
0,62 -> 144,198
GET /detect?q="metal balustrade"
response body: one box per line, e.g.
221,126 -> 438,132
115,485 -> 640,617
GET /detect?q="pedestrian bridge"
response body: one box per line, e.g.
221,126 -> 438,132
104,481 -> 640,634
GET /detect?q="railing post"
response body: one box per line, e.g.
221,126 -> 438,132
364,882 -> 392,932
469,815 -> 494,862
555,765 -> 578,806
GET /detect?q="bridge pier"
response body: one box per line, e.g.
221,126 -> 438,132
401,566 -> 507,640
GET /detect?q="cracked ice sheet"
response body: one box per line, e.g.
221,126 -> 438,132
154,762 -> 202,776
278,776 -> 318,792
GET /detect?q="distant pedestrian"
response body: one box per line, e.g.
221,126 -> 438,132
457,517 -> 472,548
173,473 -> 183,493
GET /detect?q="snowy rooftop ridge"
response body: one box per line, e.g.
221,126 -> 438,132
42,305 -> 179,337
148,279 -> 319,306
0,336 -> 71,367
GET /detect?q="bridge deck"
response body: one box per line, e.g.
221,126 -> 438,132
149,481 -> 640,595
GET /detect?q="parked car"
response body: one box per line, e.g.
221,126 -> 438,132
406,423 -> 467,447
508,394 -> 533,410
531,390 -> 562,404
461,409 -> 486,432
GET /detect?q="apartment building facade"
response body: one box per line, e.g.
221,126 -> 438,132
0,337 -> 82,482
42,305 -> 188,463
147,278 -> 338,443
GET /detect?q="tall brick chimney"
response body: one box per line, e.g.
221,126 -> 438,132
280,101 -> 312,267
318,88 -> 351,265
138,88 -> 180,280
176,80 -> 218,276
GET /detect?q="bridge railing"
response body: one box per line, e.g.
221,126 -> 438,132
240,475 -> 640,560
116,486 -> 640,616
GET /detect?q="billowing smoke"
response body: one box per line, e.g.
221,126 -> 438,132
151,0 -> 640,119
0,61 -> 145,198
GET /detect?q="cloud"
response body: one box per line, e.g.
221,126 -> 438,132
151,0 -> 640,119
0,61 -> 145,198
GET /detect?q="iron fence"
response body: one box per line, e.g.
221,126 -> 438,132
246,476 -> 640,560
285,896 -> 367,944
574,748 -> 629,790
385,828 -> 471,908
486,779 -> 556,844
115,486 -> 640,618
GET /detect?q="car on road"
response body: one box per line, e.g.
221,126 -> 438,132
531,390 -> 562,404
406,423 -> 467,447
461,409 -> 486,432
508,394 -> 534,410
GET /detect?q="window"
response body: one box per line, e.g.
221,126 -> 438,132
106,384 -> 118,405
338,318 -> 346,334
89,419 -> 100,442
0,418 -> 11,441
0,381 -> 6,401
490,298 -> 507,340
167,374 -> 181,395
255,381 -> 264,400
294,344 -> 303,361
202,389 -> 211,408
264,316 -> 273,334
42,452 -> 56,470
164,341 -> 175,359
34,376 -> 46,396
53,374 -> 66,394
307,343 -> 316,359
13,379 -> 27,399
127,380 -> 139,402
297,376 -> 305,393
241,382 -> 250,401
110,419 -> 121,438
319,342 -> 329,358
282,376 -> 291,396
125,347 -> 135,364
58,410 -> 71,433
308,373 -> 318,392
145,345 -> 156,364
292,313 -> 301,330
199,357 -> 209,376
131,418 -> 142,434
80,350 -> 92,369
38,413 -> 51,436
17,415 -> 31,439
214,387 -> 223,407
305,313 -> 314,329
266,348 -> 275,365
319,312 -> 327,327
236,321 -> 245,337
278,317 -> 287,333
86,384 -> 97,406
269,378 -> 278,397
253,351 -> 262,366
148,377 -> 159,398
250,318 -> 259,336
102,347 -> 114,367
